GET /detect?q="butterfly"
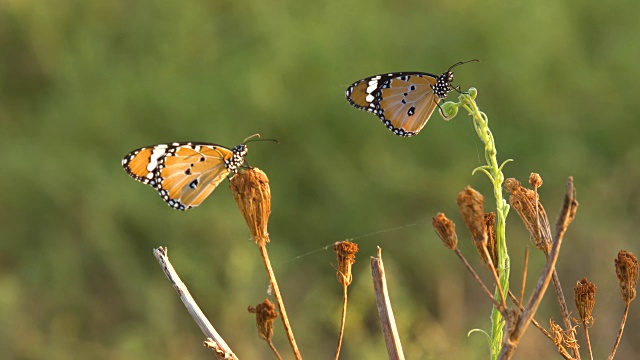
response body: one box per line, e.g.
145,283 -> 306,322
345,59 -> 478,137
122,135 -> 258,211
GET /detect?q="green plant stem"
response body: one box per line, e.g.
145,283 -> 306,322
459,90 -> 511,360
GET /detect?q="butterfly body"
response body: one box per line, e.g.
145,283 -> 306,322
346,60 -> 476,137
122,142 -> 248,210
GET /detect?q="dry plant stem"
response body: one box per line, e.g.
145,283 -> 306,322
550,268 -> 579,359
259,245 -> 302,360
550,182 -> 581,360
371,247 -> 405,360
454,249 -> 500,308
498,177 -> 577,360
584,322 -> 593,360
268,341 -> 283,360
507,291 -> 573,360
609,302 -> 630,360
518,247 -> 529,319
152,247 -> 238,360
334,284 -> 348,360
481,244 -> 507,310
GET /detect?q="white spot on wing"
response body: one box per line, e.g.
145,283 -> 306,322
365,94 -> 374,102
147,148 -> 166,172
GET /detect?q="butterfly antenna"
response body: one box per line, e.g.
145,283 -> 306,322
243,133 -> 261,143
244,136 -> 279,145
448,59 -> 480,72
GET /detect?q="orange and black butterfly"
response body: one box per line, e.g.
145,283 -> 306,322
122,136 -> 256,210
345,60 -> 478,137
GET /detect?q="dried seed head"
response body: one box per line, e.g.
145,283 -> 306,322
334,241 -> 359,286
432,213 -> 458,250
615,250 -> 639,303
476,212 -> 498,270
230,168 -> 271,246
529,173 -> 543,189
456,187 -> 486,245
505,177 -> 552,254
574,277 -> 596,327
549,319 -> 579,352
549,319 -> 564,346
248,299 -> 278,341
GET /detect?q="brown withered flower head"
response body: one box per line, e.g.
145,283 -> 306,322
505,177 -> 552,254
230,168 -> 271,246
248,299 -> 278,341
456,186 -> 486,245
334,241 -> 359,286
529,172 -> 543,189
479,212 -> 498,269
432,213 -> 458,250
574,277 -> 596,327
615,250 -> 639,303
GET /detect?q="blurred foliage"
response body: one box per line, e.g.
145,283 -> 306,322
1,0 -> 640,359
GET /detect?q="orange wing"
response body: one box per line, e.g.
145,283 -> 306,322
345,71 -> 453,137
122,142 -> 248,210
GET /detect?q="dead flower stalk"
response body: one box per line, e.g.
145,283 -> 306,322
505,176 -> 580,359
609,250 -> 639,360
230,168 -> 302,360
574,277 -> 596,360
498,176 -> 578,360
333,241 -> 359,360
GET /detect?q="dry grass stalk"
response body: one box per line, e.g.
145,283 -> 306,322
370,247 -> 405,360
152,247 -> 239,360
517,247 -> 529,320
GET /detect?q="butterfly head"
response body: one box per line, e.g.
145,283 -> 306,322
433,71 -> 454,99
226,144 -> 248,173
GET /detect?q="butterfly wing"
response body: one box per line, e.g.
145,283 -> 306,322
346,72 -> 441,137
122,142 -> 239,210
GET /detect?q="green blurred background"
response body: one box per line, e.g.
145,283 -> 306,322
2,0 -> 639,358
